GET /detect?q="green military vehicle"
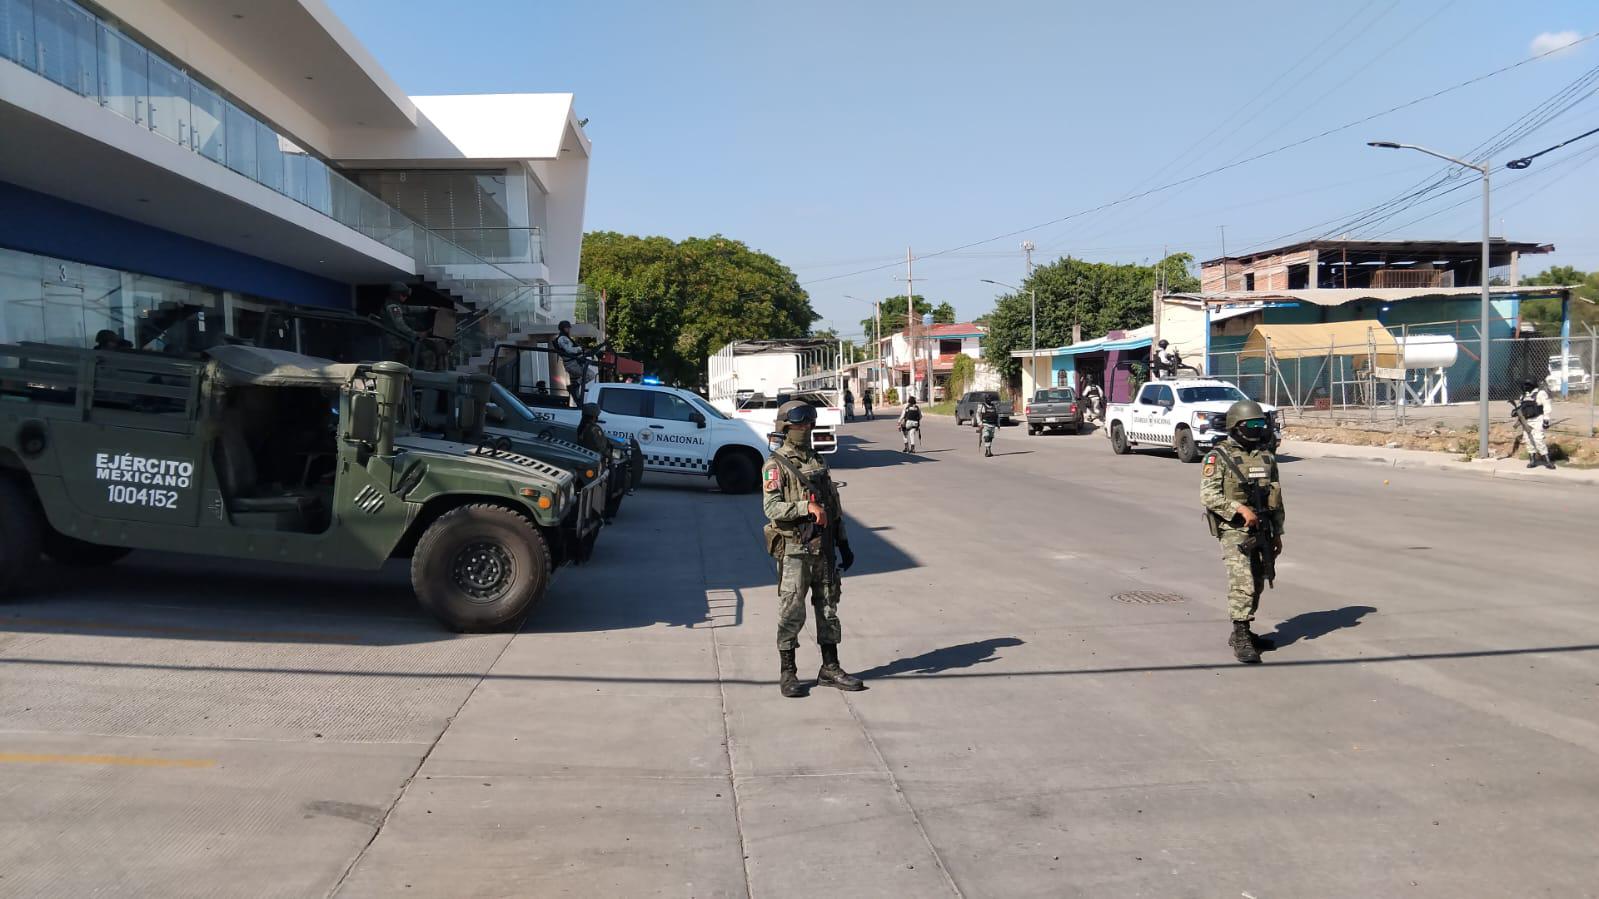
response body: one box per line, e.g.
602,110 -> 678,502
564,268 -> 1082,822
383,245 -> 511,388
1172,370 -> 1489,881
0,342 -> 581,632
410,369 -> 615,546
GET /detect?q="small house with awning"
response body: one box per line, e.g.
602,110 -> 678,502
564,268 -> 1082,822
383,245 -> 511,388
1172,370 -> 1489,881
1011,325 -> 1154,404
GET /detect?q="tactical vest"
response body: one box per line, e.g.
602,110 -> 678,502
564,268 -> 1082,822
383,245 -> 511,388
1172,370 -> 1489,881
1206,444 -> 1282,536
765,448 -> 836,552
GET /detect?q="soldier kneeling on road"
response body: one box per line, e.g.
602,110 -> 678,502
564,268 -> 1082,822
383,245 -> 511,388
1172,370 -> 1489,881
1201,399 -> 1285,664
761,400 -> 862,698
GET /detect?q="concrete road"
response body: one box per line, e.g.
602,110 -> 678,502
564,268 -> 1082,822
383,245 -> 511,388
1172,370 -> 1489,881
2,413 -> 1596,897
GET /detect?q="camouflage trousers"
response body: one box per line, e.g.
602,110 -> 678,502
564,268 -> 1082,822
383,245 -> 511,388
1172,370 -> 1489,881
776,551 -> 842,650
1525,420 -> 1549,456
1218,529 -> 1264,622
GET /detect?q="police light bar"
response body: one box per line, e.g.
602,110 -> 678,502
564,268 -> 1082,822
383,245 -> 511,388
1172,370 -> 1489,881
642,376 -> 662,385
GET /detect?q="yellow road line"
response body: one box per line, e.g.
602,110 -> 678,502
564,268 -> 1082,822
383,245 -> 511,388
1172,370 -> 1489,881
0,752 -> 216,769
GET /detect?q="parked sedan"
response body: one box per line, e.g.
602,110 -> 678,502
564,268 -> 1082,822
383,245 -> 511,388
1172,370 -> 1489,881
1025,388 -> 1083,435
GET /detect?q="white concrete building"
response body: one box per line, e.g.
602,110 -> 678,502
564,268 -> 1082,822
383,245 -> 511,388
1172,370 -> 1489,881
874,322 -> 998,401
0,0 -> 593,360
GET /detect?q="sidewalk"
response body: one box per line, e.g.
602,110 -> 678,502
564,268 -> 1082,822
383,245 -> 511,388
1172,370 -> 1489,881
1281,438 -> 1599,485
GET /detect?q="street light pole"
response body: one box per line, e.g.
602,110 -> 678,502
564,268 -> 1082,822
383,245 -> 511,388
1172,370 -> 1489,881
1368,141 -> 1493,460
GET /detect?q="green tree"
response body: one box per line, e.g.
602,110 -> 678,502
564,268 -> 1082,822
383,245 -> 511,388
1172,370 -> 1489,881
948,353 -> 977,399
1522,266 -> 1599,333
581,232 -> 817,384
981,253 -> 1199,381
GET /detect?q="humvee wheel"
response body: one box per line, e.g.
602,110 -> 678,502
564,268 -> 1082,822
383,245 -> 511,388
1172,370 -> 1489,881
0,478 -> 43,596
42,531 -> 133,567
412,504 -> 550,632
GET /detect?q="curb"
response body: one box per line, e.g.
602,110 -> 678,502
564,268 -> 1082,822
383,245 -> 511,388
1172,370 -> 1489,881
1281,440 -> 1598,486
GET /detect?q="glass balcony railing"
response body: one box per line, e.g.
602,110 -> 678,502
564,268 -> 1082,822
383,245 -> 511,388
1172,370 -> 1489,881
1,0 -> 593,364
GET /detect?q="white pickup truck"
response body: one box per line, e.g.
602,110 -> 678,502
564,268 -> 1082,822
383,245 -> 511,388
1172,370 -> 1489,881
1104,378 -> 1281,463
717,391 -> 842,454
486,381 -> 776,493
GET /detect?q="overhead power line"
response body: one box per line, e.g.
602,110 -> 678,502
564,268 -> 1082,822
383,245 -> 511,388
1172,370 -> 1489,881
801,29 -> 1599,287
1508,123 -> 1599,168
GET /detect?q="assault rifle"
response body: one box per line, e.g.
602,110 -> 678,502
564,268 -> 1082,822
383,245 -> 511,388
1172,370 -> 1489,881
1212,450 -> 1278,588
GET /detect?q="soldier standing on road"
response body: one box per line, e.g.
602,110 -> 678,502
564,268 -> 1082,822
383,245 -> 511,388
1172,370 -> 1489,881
1517,378 -> 1556,470
1200,399 -> 1285,664
844,387 -> 855,422
862,388 -> 874,420
762,400 -> 862,698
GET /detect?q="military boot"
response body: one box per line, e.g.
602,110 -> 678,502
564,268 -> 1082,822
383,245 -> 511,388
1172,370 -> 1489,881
779,649 -> 805,698
817,644 -> 866,691
1230,621 -> 1261,664
1527,454 -> 1541,469
1545,455 -> 1557,470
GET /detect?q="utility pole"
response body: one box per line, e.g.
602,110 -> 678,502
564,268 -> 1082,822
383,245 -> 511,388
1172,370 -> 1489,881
1023,241 -> 1036,393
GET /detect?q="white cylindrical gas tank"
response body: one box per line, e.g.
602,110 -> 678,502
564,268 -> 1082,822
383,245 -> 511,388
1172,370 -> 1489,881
1398,334 -> 1458,370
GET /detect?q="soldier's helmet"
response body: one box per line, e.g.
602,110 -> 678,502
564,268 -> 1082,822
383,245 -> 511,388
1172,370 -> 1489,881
1522,378 -> 1538,392
558,320 -> 572,334
388,281 -> 411,298
579,403 -> 600,425
1158,339 -> 1169,349
1225,399 -> 1270,447
775,400 -> 817,431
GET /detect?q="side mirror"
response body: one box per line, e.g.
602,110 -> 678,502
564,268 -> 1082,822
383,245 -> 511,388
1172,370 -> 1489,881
485,402 -> 507,424
1160,400 -> 1174,411
345,393 -> 379,446
690,411 -> 706,429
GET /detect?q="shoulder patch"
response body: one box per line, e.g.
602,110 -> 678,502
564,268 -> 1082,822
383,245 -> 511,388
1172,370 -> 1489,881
763,464 -> 783,492
1202,453 -> 1217,477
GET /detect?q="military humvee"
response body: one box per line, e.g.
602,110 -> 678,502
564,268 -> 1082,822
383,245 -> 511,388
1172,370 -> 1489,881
410,369 -> 615,547
0,342 -> 580,632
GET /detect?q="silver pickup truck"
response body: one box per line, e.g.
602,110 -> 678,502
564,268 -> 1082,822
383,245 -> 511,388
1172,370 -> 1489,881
955,390 -> 1015,426
1025,388 -> 1084,435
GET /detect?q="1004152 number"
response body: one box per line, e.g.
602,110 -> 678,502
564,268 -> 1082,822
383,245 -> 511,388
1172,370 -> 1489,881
106,485 -> 180,509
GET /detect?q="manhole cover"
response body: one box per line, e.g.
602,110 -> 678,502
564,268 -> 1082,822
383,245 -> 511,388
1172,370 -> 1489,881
1113,591 -> 1186,605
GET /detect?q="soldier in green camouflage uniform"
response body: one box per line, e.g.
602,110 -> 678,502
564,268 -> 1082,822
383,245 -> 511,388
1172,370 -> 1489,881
1200,399 -> 1285,664
762,401 -> 861,698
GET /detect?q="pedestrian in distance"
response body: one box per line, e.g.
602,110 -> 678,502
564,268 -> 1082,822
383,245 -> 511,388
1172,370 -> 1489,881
862,388 -> 874,420
1200,399 -> 1285,664
843,387 -> 855,422
1515,378 -> 1556,469
761,400 -> 863,698
897,396 -> 922,452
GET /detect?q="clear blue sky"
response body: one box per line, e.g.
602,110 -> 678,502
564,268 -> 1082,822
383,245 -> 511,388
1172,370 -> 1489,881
330,0 -> 1598,339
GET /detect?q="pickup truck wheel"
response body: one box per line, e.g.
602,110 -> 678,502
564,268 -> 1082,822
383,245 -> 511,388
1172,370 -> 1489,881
42,531 -> 132,567
1175,427 -> 1200,463
1110,422 -> 1130,455
714,451 -> 760,494
0,478 -> 43,596
412,504 -> 549,633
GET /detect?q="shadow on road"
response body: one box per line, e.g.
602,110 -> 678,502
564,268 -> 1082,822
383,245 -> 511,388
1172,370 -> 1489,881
854,637 -> 1025,679
831,434 -> 941,470
1263,605 -> 1378,650
3,555 -> 446,645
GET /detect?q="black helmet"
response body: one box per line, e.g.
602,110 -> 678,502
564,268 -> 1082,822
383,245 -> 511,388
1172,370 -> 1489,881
388,281 -> 411,297
558,320 -> 572,333
1225,399 -> 1270,448
1158,339 -> 1169,349
775,400 -> 817,430
906,395 -> 918,405
579,402 -> 599,423
1522,378 -> 1538,392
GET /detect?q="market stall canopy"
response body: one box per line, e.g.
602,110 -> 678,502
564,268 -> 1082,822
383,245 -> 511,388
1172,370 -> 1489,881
1239,322 -> 1400,369
205,345 -> 362,387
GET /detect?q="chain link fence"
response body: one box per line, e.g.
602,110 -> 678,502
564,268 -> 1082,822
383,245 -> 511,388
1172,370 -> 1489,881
1208,326 -> 1598,439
